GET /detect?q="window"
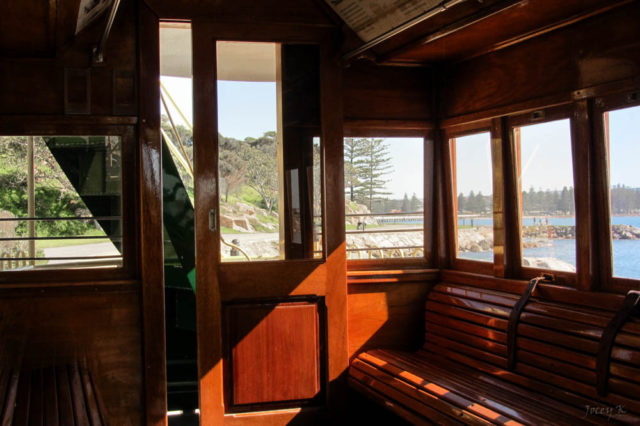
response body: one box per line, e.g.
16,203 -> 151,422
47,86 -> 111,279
344,137 -> 424,260
451,132 -> 493,262
604,105 -> 640,280
514,118 -> 576,272
0,135 -> 122,271
216,42 -> 322,261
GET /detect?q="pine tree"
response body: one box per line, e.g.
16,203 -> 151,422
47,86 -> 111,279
410,193 -> 422,212
357,138 -> 393,210
344,138 -> 365,202
401,193 -> 410,212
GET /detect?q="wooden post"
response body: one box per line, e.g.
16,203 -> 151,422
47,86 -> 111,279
27,136 -> 36,265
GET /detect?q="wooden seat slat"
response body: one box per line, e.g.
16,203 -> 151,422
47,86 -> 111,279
29,368 -> 44,426
43,367 -> 58,426
56,366 -> 74,426
426,312 -> 508,343
69,363 -> 89,426
425,321 -> 507,356
363,350 -> 582,426
14,370 -> 31,426
350,364 -> 485,425
0,363 -> 104,426
348,376 -> 435,426
353,356 -> 505,425
1,370 -> 19,426
398,351 -> 604,425
350,281 -> 640,425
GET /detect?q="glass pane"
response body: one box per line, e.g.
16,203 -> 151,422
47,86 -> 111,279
217,41 -> 281,262
516,119 -> 575,272
606,105 -> 640,279
344,137 -> 424,260
0,136 -> 122,271
453,132 -> 493,262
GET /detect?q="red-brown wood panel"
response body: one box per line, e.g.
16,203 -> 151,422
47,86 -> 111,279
226,301 -> 321,406
440,2 -> 640,120
0,284 -> 143,425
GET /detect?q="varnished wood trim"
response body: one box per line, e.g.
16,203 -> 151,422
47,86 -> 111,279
490,118 -> 506,278
192,22 -> 225,424
138,4 -> 167,425
319,38 -> 349,415
380,0 -> 525,64
592,91 -> 640,293
461,0 -> 636,63
571,100 -> 596,291
343,119 -> 433,134
0,280 -> 138,293
424,131 -> 436,266
0,115 -> 137,129
347,268 -> 439,285
441,95 -> 572,129
502,117 -> 521,279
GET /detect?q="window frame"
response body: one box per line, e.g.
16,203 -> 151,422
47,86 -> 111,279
443,121 -> 494,276
0,119 -> 138,285
593,90 -> 640,292
506,104 -> 578,286
343,128 -> 434,270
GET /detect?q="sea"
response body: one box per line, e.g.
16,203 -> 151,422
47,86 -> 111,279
457,215 -> 640,280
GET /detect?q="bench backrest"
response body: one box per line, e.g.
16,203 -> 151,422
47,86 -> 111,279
424,282 -> 640,417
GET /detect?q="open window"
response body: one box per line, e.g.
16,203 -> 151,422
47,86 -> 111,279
0,128 -> 135,280
344,136 -> 425,261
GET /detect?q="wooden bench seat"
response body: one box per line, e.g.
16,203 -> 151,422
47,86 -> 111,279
0,360 -> 106,425
349,281 -> 640,425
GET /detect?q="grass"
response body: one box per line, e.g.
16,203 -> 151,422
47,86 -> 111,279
35,229 -> 112,249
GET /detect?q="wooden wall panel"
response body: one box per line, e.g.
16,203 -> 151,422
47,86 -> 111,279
0,285 -> 143,425
347,281 -> 434,359
0,0 -> 137,116
440,2 -> 640,120
343,62 -> 434,126
225,301 -> 321,406
145,0 -> 332,24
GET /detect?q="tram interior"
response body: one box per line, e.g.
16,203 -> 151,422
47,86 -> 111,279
0,0 -> 639,424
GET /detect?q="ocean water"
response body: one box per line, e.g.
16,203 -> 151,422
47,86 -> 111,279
458,215 -> 640,279
457,215 -> 640,227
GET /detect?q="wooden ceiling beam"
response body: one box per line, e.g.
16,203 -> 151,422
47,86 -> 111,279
378,0 -> 525,65
459,0 -> 635,62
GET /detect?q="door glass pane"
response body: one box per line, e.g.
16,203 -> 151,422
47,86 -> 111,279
515,119 -> 576,272
217,42 -> 322,261
605,105 -> 640,279
452,132 -> 493,262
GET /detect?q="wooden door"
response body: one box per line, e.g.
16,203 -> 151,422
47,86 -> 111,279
192,22 -> 347,425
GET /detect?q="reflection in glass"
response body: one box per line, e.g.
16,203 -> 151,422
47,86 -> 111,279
516,119 -> 576,271
452,132 -> 493,262
606,105 -> 640,279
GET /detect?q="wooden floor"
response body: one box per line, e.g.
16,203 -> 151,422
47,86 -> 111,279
165,390 -> 410,425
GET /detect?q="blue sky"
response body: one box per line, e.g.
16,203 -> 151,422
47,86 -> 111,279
162,75 -> 639,199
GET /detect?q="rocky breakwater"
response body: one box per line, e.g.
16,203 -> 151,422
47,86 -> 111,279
612,224 -> 640,239
457,226 -> 493,252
